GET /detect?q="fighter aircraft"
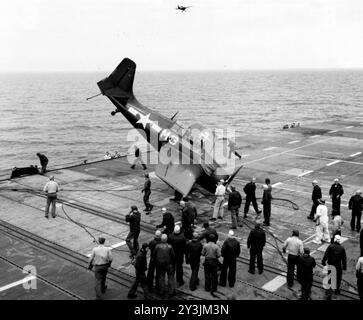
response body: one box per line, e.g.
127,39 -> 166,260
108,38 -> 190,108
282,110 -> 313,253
176,5 -> 192,12
97,58 -> 242,197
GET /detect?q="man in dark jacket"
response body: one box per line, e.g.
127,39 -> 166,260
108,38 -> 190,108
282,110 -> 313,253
308,180 -> 322,220
168,225 -> 187,286
154,234 -> 176,297
198,222 -> 218,243
146,230 -> 162,291
186,232 -> 203,291
298,247 -> 316,300
180,200 -> 195,240
247,222 -> 266,274
142,173 -> 153,212
348,190 -> 363,232
126,205 -> 141,258
219,230 -> 241,287
156,208 -> 175,236
184,197 -> 198,220
243,177 -> 261,217
36,153 -> 48,174
228,186 -> 242,229
329,178 -> 344,216
128,243 -> 149,299
322,235 -> 347,297
262,178 -> 272,226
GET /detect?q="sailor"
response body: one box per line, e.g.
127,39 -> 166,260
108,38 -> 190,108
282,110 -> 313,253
184,197 -> 198,220
36,152 -> 48,174
282,230 -> 304,288
180,200 -> 195,240
227,185 -> 242,229
202,234 -> 221,297
210,179 -> 226,221
153,234 -> 176,297
247,222 -> 266,274
361,229 -> 363,256
228,139 -> 242,159
312,199 -> 330,244
331,214 -> 344,244
329,178 -> 344,216
141,173 -> 153,212
243,177 -> 261,218
125,205 -> 141,259
186,232 -> 203,291
128,243 -> 149,299
156,208 -> 175,237
88,237 -> 113,300
297,248 -> 316,300
198,222 -> 219,243
168,225 -> 187,287
322,235 -> 347,297
307,180 -> 322,220
130,145 -> 147,170
262,178 -> 272,226
43,176 -> 59,219
219,230 -> 241,287
356,254 -> 363,300
348,190 -> 363,232
146,230 -> 162,291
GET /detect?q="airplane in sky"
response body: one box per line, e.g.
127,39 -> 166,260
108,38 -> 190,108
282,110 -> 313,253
97,58 -> 242,197
176,5 -> 192,12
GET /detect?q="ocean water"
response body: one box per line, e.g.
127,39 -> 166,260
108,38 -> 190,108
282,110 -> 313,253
1,70 -> 363,171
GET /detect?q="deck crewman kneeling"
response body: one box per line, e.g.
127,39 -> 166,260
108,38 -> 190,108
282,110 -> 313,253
43,176 -> 59,219
37,152 -> 48,174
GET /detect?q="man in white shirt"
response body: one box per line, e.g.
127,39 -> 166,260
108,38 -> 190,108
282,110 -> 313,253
210,180 -> 226,221
43,176 -> 59,218
356,256 -> 363,300
313,199 -> 330,244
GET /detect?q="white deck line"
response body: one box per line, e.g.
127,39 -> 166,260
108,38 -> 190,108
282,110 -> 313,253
345,126 -> 353,129
0,276 -> 37,292
261,275 -> 286,292
288,140 -> 300,144
310,135 -> 320,138
298,170 -> 314,177
328,130 -> 338,133
326,160 -> 341,166
263,147 -> 277,151
110,241 -> 126,249
350,152 -> 362,157
272,182 -> 283,187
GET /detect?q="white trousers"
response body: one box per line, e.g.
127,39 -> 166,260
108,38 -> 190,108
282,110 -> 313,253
213,197 -> 225,219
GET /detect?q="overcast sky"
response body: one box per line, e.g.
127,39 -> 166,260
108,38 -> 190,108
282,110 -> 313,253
1,0 -> 363,71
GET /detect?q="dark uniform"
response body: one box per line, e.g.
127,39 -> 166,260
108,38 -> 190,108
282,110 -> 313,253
37,153 -> 48,174
146,235 -> 161,290
219,236 -> 241,287
329,182 -> 344,216
262,184 -> 272,226
243,181 -> 260,217
125,207 -> 141,257
247,225 -> 266,274
181,205 -> 195,240
348,193 -> 363,232
168,231 -> 187,286
198,224 -> 219,243
156,211 -> 175,236
186,238 -> 203,291
128,245 -> 149,298
322,241 -> 347,296
308,184 -> 322,219
228,189 -> 242,228
298,252 -> 316,300
142,177 -> 152,211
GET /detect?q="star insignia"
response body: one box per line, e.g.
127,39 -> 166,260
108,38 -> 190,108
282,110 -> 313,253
136,113 -> 152,129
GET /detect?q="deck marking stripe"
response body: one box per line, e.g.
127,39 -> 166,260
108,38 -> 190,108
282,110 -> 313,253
0,276 -> 37,292
272,182 -> 282,187
310,135 -> 320,138
111,241 -> 126,249
328,130 -> 338,133
261,275 -> 286,292
263,147 -> 277,151
298,170 -> 313,177
350,152 -> 362,157
345,126 -> 353,129
326,160 -> 341,166
288,140 -> 300,144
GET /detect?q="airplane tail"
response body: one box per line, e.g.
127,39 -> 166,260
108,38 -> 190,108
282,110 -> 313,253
97,58 -> 136,105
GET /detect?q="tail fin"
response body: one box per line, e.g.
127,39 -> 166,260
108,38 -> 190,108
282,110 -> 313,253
97,58 -> 136,105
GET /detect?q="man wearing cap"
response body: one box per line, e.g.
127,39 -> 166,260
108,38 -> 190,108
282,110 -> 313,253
308,180 -> 322,220
147,230 -> 162,291
88,237 -> 113,300
348,190 -> 363,232
329,178 -> 344,216
322,234 -> 347,296
297,248 -> 316,300
168,225 -> 187,287
198,222 -> 219,243
282,230 -> 304,288
201,234 -> 221,297
37,152 -> 48,174
180,200 -> 195,240
156,208 -> 175,237
128,243 -> 149,299
227,186 -> 243,229
211,180 -> 226,221
247,222 -> 266,274
186,232 -> 203,291
126,205 -> 141,259
153,234 -> 176,297
43,176 -> 59,219
142,173 -> 153,212
219,230 -> 241,287
312,199 -> 330,244
243,177 -> 261,218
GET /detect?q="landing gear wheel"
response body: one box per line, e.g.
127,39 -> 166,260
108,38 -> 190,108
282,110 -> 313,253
111,111 -> 116,116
